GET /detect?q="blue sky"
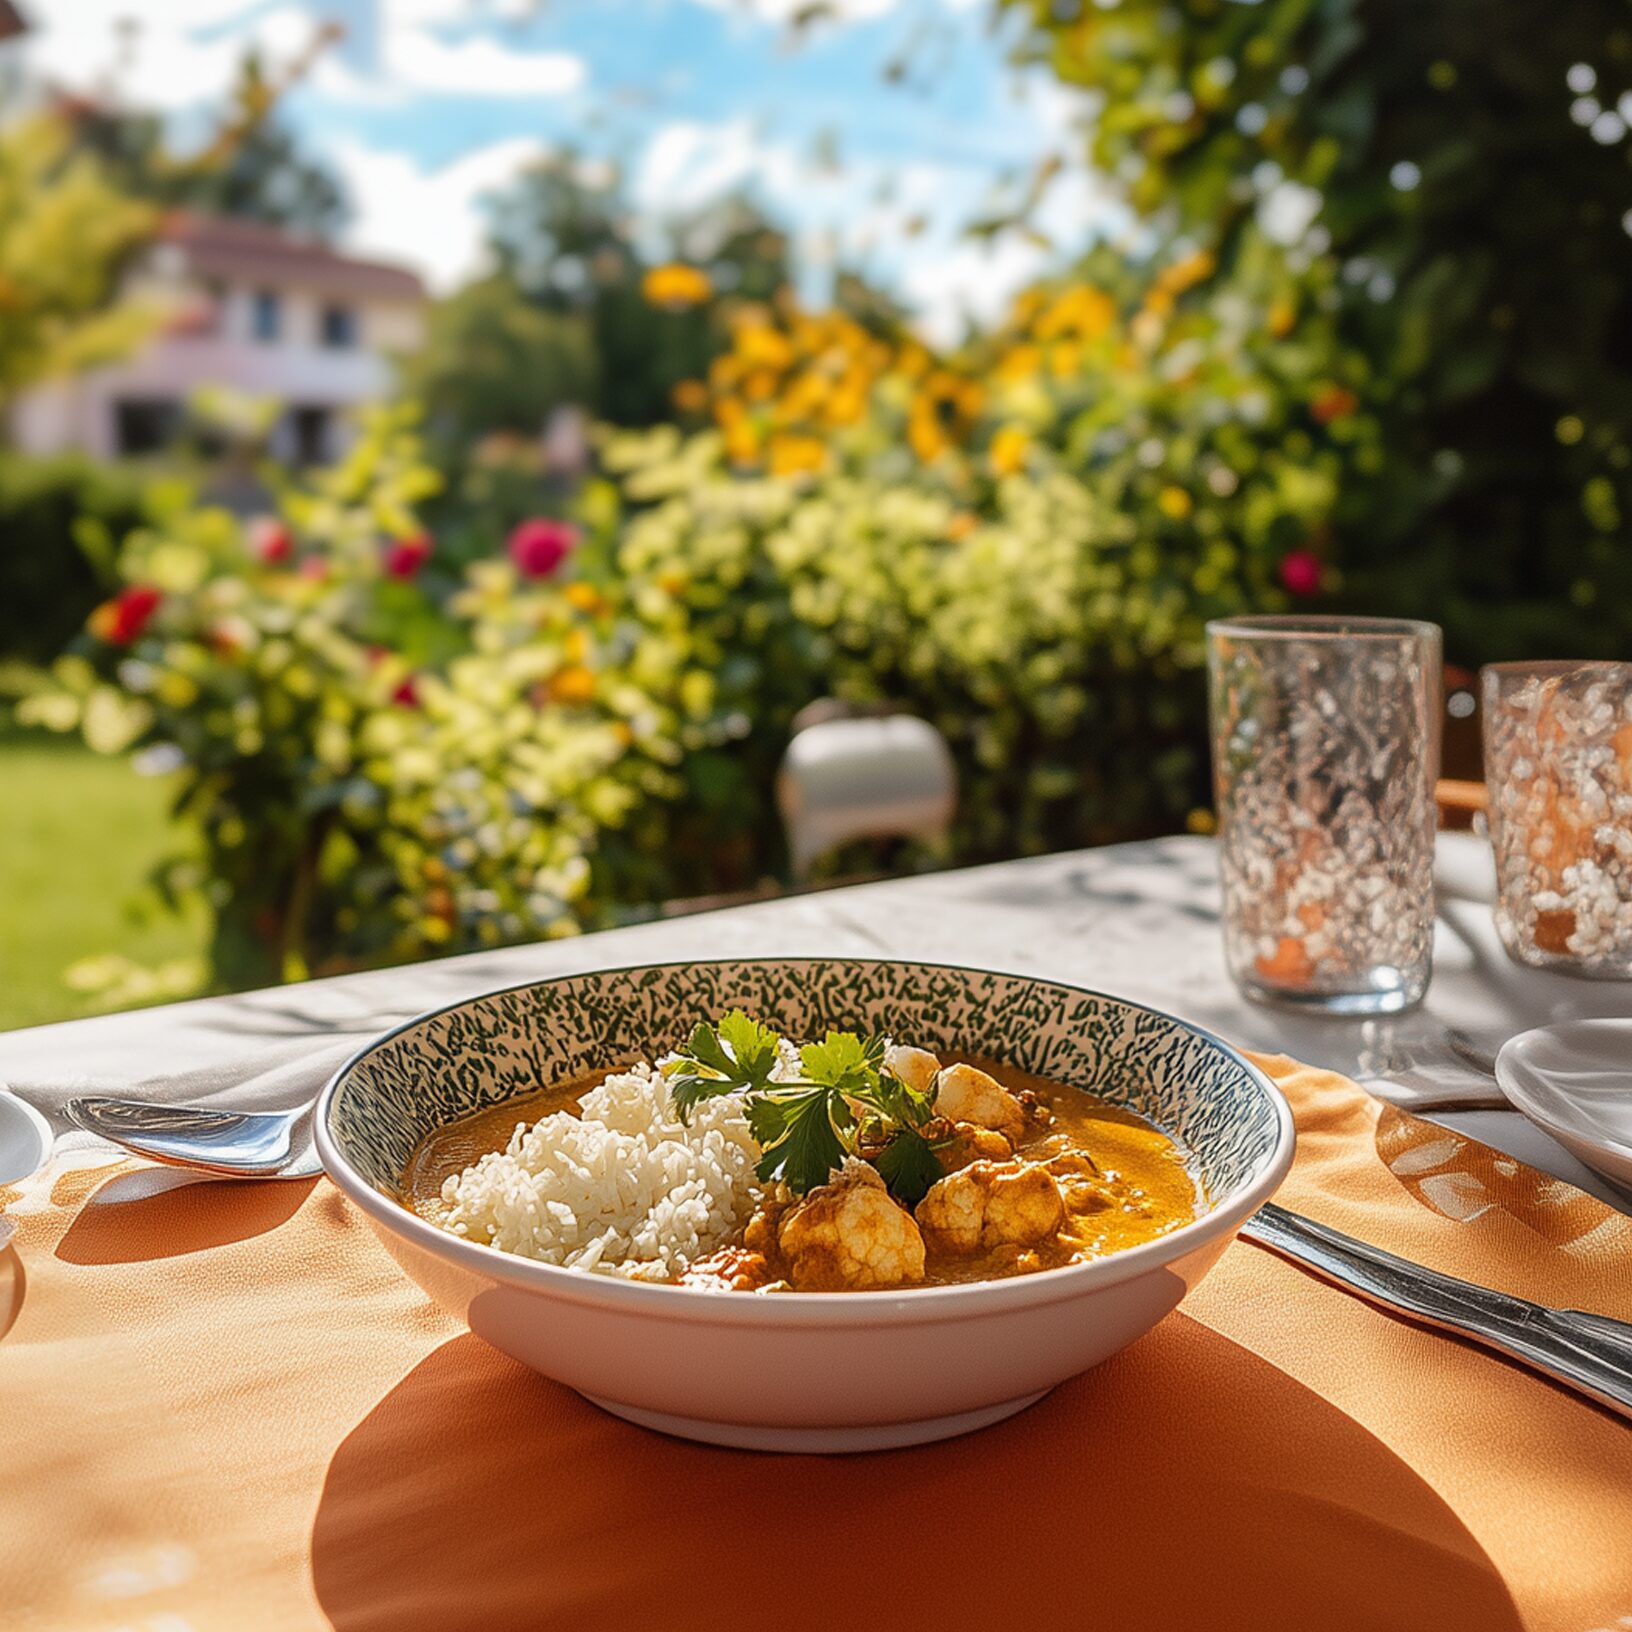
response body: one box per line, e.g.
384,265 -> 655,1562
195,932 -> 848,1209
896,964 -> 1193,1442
20,0 -> 1125,337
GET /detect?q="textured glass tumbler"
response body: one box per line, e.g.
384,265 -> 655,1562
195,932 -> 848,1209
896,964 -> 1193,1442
1208,616 -> 1442,1014
1482,661 -> 1632,978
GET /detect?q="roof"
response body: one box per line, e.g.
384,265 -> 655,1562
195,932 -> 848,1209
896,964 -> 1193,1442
155,211 -> 426,303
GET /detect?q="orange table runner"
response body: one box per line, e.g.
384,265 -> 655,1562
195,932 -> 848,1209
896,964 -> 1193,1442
4,1054 -> 1632,1632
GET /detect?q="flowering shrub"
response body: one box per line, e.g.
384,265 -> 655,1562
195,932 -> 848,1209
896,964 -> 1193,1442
603,246 -> 1375,859
26,408 -> 726,985
32,244 -> 1378,986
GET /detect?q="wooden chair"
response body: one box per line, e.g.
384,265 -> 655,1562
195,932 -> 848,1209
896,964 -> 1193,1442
1435,778 -> 1488,831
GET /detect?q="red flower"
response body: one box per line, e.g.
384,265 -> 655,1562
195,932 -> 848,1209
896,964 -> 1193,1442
392,674 -> 421,708
249,516 -> 292,564
507,517 -> 578,579
1311,384 -> 1359,425
89,585 -> 163,644
1278,549 -> 1323,598
383,532 -> 433,579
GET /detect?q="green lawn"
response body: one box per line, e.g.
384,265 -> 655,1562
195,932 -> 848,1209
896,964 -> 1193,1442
1,734 -> 208,1031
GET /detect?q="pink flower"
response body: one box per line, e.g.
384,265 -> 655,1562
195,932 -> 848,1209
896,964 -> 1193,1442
249,517 -> 292,564
1278,549 -> 1322,598
298,556 -> 330,582
383,532 -> 433,579
507,517 -> 578,580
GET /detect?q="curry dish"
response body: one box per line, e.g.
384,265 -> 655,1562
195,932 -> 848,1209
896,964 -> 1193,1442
402,1014 -> 1201,1292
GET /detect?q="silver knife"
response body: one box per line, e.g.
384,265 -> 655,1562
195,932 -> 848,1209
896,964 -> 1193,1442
1240,1202 -> 1632,1422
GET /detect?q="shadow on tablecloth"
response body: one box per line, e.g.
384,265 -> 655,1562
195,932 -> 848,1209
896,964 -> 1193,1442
309,1319 -> 1522,1632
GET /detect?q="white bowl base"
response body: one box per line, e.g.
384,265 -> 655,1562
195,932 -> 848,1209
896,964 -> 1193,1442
580,1387 -> 1052,1452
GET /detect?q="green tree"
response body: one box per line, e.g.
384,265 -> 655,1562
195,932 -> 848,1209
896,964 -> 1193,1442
60,52 -> 347,237
482,154 -> 793,426
0,113 -> 155,411
1003,0 -> 1632,659
404,274 -> 600,451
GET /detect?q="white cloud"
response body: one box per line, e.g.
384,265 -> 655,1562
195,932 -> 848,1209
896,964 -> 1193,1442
331,134 -> 550,290
634,119 -> 794,214
16,1 -> 585,111
631,113 -> 1125,344
384,30 -> 584,96
18,3 -> 327,112
687,0 -> 897,19
684,0 -> 983,19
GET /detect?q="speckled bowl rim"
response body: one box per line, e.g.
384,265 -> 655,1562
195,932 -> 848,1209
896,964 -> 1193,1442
315,957 -> 1296,1323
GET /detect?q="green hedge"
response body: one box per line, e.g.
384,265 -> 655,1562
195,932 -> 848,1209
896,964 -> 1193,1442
0,452 -> 152,663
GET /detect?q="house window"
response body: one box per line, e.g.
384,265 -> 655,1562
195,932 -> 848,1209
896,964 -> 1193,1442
113,399 -> 182,456
289,405 -> 331,466
320,304 -> 357,349
251,289 -> 281,342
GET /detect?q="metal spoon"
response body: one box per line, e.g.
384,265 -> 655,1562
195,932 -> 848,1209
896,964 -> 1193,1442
65,1096 -> 321,1180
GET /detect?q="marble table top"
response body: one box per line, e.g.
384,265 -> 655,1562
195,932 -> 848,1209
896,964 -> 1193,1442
3,832 -> 1628,1204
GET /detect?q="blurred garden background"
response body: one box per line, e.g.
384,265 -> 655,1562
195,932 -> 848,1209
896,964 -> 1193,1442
3,0 -> 1630,1029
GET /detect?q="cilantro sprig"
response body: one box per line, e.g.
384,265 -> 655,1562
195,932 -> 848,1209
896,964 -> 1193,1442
662,1012 -> 946,1203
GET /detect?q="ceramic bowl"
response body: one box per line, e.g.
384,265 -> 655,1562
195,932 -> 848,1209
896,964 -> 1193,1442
317,959 -> 1294,1451
1496,1019 -> 1632,1197
0,1089 -> 53,1187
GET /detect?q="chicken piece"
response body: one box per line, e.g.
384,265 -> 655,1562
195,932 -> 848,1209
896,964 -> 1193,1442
935,1119 -> 1015,1173
777,1159 -> 927,1290
886,1043 -> 941,1097
932,1062 -> 1027,1144
916,1159 -> 1065,1256
1043,1150 -> 1112,1215
677,1246 -> 774,1292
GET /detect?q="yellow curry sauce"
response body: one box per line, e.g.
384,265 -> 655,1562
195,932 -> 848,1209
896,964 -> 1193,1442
400,1056 -> 1201,1288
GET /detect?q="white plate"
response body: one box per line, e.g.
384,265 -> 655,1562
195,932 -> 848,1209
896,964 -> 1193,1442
1495,1020 -> 1632,1196
0,1089 -> 53,1186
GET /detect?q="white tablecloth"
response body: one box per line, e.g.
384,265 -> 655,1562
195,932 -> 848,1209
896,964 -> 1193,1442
3,833 -> 1629,1204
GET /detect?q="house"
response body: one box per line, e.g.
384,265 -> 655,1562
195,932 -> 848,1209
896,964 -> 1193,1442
10,211 -> 427,465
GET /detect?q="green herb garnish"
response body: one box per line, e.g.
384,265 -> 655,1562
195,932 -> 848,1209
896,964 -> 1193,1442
663,1014 -> 946,1203
665,1009 -> 781,1121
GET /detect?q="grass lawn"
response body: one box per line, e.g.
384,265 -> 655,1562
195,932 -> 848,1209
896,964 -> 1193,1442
1,733 -> 208,1032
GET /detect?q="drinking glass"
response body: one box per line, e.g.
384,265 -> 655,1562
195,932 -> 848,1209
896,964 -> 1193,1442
1207,616 -> 1442,1014
1482,661 -> 1632,978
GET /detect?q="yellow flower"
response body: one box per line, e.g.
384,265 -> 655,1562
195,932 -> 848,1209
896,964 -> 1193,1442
1157,485 -> 1194,520
564,582 -> 603,615
997,343 -> 1042,383
1268,299 -> 1296,339
641,263 -> 713,308
1035,285 -> 1115,342
671,378 -> 708,413
767,433 -> 829,478
1049,340 -> 1083,380
908,408 -> 948,463
896,343 -> 932,381
549,664 -> 597,704
734,321 -> 794,371
989,423 -> 1030,477
947,511 -> 978,541
724,422 -> 760,465
742,368 -> 779,403
824,386 -> 866,426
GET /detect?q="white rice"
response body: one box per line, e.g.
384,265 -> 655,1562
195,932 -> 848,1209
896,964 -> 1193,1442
435,1061 -> 766,1280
